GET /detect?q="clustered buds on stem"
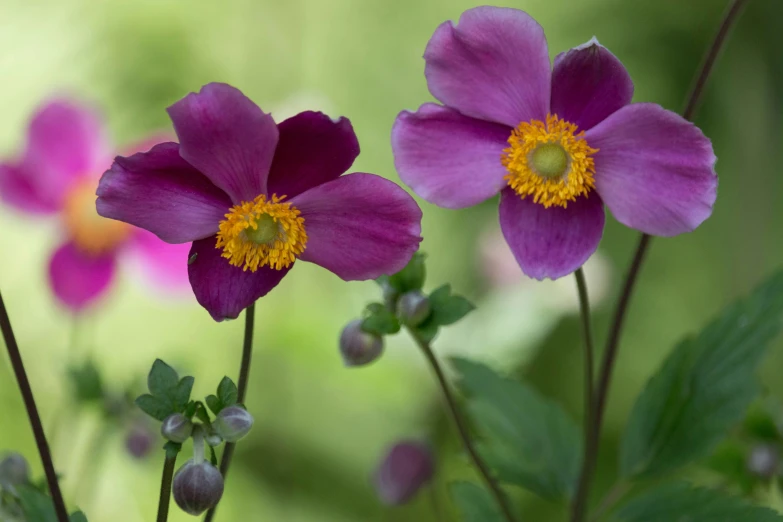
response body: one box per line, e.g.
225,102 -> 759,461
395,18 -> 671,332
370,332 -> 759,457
161,413 -> 193,443
339,319 -> 384,367
213,406 -> 254,443
373,441 -> 435,505
397,291 -> 431,326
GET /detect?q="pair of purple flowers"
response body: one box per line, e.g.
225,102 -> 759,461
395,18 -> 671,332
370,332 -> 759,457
3,6 -> 717,321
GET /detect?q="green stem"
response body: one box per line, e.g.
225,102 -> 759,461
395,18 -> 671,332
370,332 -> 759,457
570,3 -> 750,519
407,327 -> 517,522
0,289 -> 69,522
203,303 -> 256,522
573,268 -> 595,455
156,453 -> 178,522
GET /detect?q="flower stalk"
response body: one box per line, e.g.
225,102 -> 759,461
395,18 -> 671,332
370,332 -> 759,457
0,289 -> 69,522
157,452 -> 178,522
570,1 -> 751,520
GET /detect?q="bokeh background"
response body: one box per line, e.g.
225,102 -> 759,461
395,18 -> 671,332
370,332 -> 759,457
0,0 -> 782,520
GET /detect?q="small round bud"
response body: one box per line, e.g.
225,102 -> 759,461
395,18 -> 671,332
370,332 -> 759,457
339,319 -> 384,367
161,413 -> 193,443
213,406 -> 254,443
173,460 -> 224,516
0,453 -> 30,492
125,424 -> 155,459
397,291 -> 431,326
373,441 -> 434,505
747,444 -> 779,479
205,426 -> 223,447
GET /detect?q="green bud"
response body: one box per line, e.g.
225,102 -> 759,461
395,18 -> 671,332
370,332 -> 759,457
339,319 -> 384,367
161,413 -> 193,443
397,291 -> 431,326
213,406 -> 254,443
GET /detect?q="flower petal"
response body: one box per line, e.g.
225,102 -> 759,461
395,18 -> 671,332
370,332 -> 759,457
128,229 -> 191,291
97,142 -> 232,243
4,100 -> 109,211
498,190 -> 605,280
551,38 -> 634,131
290,173 -> 422,280
392,103 -> 511,209
585,103 -> 717,236
187,236 -> 291,321
424,6 -> 550,127
0,163 -> 60,214
266,111 -> 360,199
167,83 -> 279,203
48,241 -> 116,311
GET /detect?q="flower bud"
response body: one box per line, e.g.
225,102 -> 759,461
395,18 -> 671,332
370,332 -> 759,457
205,426 -> 223,447
213,406 -> 254,443
339,319 -> 384,367
373,441 -> 434,505
0,453 -> 29,492
747,444 -> 779,479
173,460 -> 224,516
125,424 -> 155,459
397,291 -> 431,326
161,413 -> 193,443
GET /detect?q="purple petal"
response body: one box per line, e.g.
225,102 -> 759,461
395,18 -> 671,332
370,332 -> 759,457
585,103 -> 717,236
551,38 -> 634,131
127,229 -> 191,291
290,173 -> 422,280
96,142 -> 232,243
424,6 -> 550,127
498,190 -> 605,280
2,100 -> 109,211
167,83 -> 279,203
266,112 -> 359,199
0,163 -> 60,214
48,241 -> 116,311
392,103 -> 510,209
187,236 -> 291,321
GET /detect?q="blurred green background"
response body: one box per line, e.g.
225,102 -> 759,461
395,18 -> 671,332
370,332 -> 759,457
0,0 -> 781,520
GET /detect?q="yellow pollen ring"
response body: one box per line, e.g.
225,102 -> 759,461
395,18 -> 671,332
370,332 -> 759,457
502,114 -> 599,209
215,194 -> 307,272
63,179 -> 131,254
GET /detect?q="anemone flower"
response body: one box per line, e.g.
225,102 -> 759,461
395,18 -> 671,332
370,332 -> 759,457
97,83 -> 422,321
392,6 -> 717,280
0,99 -> 189,311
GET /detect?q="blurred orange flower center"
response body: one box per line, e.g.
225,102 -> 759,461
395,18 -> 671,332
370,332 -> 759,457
502,114 -> 598,209
63,179 -> 132,254
215,194 -> 307,272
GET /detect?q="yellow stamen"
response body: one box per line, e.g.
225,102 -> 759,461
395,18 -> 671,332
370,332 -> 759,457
215,194 -> 307,272
502,114 -> 598,209
63,179 -> 131,254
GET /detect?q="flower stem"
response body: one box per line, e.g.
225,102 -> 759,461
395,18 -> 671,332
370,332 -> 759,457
573,268 -> 595,454
156,452 -> 178,522
406,327 -> 517,522
0,289 -> 69,522
203,302 -> 256,522
570,3 -> 750,520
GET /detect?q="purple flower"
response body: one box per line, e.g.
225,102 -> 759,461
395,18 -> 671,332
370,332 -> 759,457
392,7 -> 717,280
374,441 -> 435,505
0,99 -> 190,311
97,83 -> 423,321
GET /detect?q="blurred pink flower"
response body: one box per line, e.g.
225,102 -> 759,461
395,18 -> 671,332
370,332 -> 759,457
0,98 -> 190,311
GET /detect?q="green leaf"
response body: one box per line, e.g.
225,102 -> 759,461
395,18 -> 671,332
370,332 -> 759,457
174,377 -> 194,411
184,401 -> 198,419
449,482 -> 504,522
453,358 -> 582,501
209,445 -> 218,466
428,284 -> 475,326
135,394 -> 171,421
205,395 -> 222,415
414,317 -> 440,343
15,485 -> 88,522
388,252 -> 426,293
217,377 -> 238,407
70,512 -> 88,522
613,483 -> 783,522
147,359 -> 179,396
620,271 -> 783,478
67,359 -> 104,403
194,402 -> 211,424
361,304 -> 400,336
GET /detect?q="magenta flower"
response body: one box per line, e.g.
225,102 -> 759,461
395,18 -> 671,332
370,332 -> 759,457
97,83 -> 423,321
392,7 -> 717,280
0,99 -> 190,311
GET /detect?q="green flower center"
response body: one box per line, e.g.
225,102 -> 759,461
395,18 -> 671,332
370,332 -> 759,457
244,214 -> 279,244
531,143 -> 568,178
